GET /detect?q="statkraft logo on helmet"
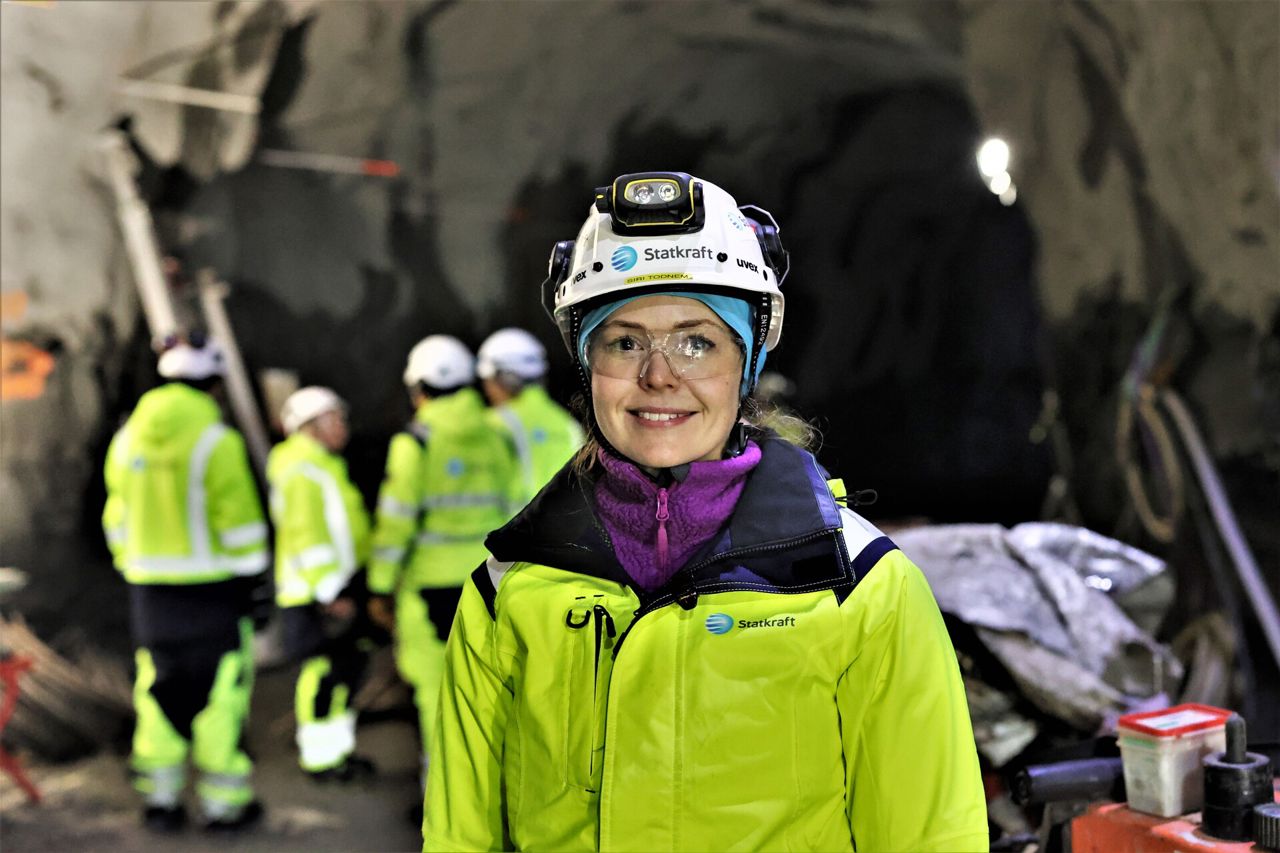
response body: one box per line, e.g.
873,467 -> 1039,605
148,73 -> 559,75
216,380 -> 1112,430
642,245 -> 716,261
611,246 -> 638,271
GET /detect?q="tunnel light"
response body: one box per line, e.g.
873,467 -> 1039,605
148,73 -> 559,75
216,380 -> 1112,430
977,138 -> 1010,178
988,170 -> 1012,196
999,185 -> 1017,206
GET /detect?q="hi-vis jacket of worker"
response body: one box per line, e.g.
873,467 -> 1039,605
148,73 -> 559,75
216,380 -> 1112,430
369,387 -> 516,595
103,383 -> 268,586
267,432 -> 370,608
485,385 -> 584,507
425,436 -> 988,852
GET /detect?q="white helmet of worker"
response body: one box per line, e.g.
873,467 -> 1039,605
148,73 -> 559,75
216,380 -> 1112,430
281,386 -> 346,435
157,337 -> 227,380
541,172 -> 789,377
476,328 -> 548,381
403,334 -> 475,390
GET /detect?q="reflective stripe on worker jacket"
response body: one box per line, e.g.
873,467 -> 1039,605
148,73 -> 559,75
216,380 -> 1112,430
486,385 -> 585,509
424,437 -> 988,852
368,387 -> 516,594
267,432 -> 371,608
102,383 -> 268,585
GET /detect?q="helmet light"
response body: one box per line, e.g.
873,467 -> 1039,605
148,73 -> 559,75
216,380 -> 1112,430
596,171 -> 705,235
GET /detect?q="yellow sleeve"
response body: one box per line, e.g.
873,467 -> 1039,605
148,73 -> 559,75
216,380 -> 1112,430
275,470 -> 342,606
423,567 -> 512,851
101,427 -> 128,570
368,432 -> 425,594
838,550 -> 988,852
205,429 -> 269,573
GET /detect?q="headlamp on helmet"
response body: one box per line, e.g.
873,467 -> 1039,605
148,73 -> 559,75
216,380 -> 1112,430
594,171 -> 705,236
541,171 -> 788,363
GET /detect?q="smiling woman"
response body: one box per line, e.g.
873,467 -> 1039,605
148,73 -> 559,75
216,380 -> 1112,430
423,172 -> 989,852
587,296 -> 743,467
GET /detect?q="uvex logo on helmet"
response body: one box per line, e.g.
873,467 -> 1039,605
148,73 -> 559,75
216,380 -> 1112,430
611,246 -> 638,271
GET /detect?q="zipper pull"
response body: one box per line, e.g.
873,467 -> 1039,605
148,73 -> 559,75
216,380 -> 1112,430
655,487 -> 670,572
593,604 -> 616,641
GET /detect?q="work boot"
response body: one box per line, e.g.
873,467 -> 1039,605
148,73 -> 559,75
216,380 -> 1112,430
203,800 -> 264,832
142,804 -> 186,833
308,754 -> 378,783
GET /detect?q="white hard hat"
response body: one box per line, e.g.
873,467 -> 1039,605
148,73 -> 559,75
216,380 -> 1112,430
157,339 -> 226,380
476,328 -> 547,381
542,172 -> 788,358
281,386 -> 346,435
403,335 -> 475,389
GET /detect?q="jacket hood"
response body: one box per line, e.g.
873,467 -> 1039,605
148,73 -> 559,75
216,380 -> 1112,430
486,432 -> 852,598
130,383 -> 221,457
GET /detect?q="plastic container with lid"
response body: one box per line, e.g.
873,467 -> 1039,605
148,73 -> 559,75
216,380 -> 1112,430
1117,703 -> 1233,818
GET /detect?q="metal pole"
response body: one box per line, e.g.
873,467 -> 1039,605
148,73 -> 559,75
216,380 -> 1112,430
1160,388 -> 1280,673
197,270 -> 270,478
257,148 -> 400,177
96,131 -> 179,345
117,79 -> 261,115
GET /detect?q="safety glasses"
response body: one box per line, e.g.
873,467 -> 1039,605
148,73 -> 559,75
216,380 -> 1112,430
586,324 -> 744,381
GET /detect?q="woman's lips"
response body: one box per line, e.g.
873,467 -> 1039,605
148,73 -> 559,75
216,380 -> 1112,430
630,408 -> 693,427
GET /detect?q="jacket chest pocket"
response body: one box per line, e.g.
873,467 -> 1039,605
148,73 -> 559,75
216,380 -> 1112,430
562,598 -> 616,792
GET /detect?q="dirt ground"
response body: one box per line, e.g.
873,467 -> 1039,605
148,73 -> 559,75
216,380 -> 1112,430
0,665 -> 424,852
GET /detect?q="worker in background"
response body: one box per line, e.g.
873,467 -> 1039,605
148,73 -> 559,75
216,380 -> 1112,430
477,327 -> 585,509
102,334 -> 268,832
268,386 -> 374,782
366,335 -> 515,786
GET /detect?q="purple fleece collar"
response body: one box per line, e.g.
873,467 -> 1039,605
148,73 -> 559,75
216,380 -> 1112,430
593,441 -> 763,591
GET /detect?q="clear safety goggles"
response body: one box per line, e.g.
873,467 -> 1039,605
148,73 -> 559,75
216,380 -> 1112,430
585,324 -> 744,381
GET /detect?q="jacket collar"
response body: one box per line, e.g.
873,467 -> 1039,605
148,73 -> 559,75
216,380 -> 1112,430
485,433 -> 851,596
416,386 -> 484,423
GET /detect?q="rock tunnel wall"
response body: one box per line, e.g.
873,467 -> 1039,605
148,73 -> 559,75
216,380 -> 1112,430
1,1 -> 1275,646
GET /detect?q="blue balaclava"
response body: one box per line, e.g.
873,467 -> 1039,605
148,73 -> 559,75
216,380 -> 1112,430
578,292 -> 764,399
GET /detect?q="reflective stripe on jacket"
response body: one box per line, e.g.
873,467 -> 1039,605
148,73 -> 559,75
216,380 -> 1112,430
267,432 -> 371,607
102,384 -> 268,585
486,385 -> 584,509
368,387 -> 516,594
424,436 -> 987,852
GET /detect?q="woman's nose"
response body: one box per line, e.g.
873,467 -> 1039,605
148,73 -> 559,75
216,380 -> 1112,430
639,348 -> 680,388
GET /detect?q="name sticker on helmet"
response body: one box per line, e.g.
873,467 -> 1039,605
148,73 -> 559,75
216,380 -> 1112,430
625,273 -> 694,284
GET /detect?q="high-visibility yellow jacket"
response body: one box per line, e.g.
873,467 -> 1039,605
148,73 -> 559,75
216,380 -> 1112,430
102,383 -> 268,586
425,436 -> 987,852
485,385 -> 584,508
368,388 -> 516,594
267,432 -> 370,608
